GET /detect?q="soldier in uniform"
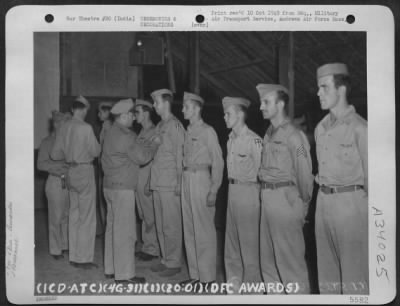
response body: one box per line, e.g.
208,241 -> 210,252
222,97 -> 263,291
314,63 -> 368,294
98,101 -> 114,146
37,111 -> 71,260
180,92 -> 224,289
51,95 -> 100,269
102,98 -> 160,284
149,88 -> 185,277
133,99 -> 160,261
97,101 -> 113,236
256,84 -> 314,294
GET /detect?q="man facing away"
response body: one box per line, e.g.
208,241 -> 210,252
149,89 -> 185,277
37,110 -> 71,260
133,99 -> 160,262
222,97 -> 263,292
256,84 -> 314,294
51,95 -> 100,269
314,63 -> 368,294
101,98 -> 160,284
180,92 -> 224,291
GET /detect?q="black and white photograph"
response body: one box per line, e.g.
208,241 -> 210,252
5,4 -> 396,304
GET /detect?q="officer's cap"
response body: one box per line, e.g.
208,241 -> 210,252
75,95 -> 90,108
317,63 -> 349,79
150,88 -> 173,101
135,99 -> 153,109
183,91 -> 204,105
222,97 -> 251,111
256,84 -> 289,99
98,101 -> 113,110
111,98 -> 135,115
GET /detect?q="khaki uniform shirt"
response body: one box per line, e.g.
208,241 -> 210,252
315,105 -> 368,189
51,117 -> 100,163
227,125 -> 262,183
102,122 -> 159,190
258,119 -> 314,203
150,114 -> 185,191
183,119 -> 224,194
37,134 -> 68,177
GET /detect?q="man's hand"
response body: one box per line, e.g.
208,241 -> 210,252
149,134 -> 162,145
206,192 -> 217,207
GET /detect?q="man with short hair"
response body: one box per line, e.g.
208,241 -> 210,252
180,92 -> 224,289
102,98 -> 160,284
51,95 -> 100,269
256,84 -> 313,294
37,111 -> 71,260
134,99 -> 160,261
150,89 -> 185,277
314,63 -> 368,294
222,97 -> 263,291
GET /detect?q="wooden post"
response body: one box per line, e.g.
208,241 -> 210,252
278,32 -> 295,119
165,32 -> 176,93
189,32 -> 200,94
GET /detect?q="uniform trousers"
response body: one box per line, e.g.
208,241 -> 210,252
153,190 -> 182,268
224,183 -> 262,285
316,189 -> 369,294
260,186 -> 309,294
104,188 -> 137,280
45,175 -> 69,255
136,166 -> 159,256
67,165 -> 97,263
182,170 -> 217,282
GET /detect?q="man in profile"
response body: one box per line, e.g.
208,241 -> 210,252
150,89 -> 185,277
51,95 -> 100,269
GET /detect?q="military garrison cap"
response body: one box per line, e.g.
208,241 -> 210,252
150,88 -> 173,101
317,63 -> 349,79
135,99 -> 153,109
183,91 -> 204,105
222,97 -> 251,110
256,84 -> 289,99
75,95 -> 90,108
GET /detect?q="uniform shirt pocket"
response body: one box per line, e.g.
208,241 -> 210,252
339,142 -> 356,164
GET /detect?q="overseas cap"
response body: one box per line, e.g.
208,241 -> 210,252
135,99 -> 153,109
317,63 -> 349,79
98,101 -> 113,109
150,88 -> 173,101
111,98 -> 135,115
183,91 -> 204,105
222,97 -> 251,110
256,84 -> 289,99
75,95 -> 90,108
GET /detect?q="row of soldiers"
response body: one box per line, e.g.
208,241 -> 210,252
38,62 -> 368,294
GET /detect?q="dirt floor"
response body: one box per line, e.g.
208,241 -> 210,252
34,208 -> 226,296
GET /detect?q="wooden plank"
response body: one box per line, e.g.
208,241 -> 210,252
165,32 -> 176,93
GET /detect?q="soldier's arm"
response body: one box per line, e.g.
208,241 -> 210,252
127,133 -> 159,165
171,121 -> 185,186
288,131 -> 314,203
86,125 -> 101,158
207,128 -> 224,194
355,122 -> 368,193
38,139 -> 68,176
50,127 -> 65,161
